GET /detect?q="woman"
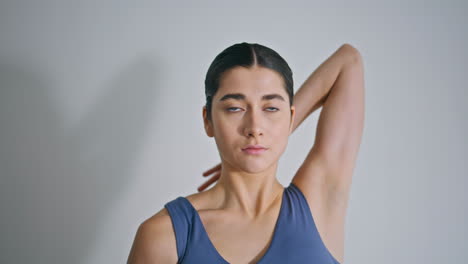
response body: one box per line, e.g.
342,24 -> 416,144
128,42 -> 364,264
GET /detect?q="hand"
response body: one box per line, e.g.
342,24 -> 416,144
198,162 -> 221,192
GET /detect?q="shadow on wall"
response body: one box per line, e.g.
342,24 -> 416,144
0,57 -> 163,264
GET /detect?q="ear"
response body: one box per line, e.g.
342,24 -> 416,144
202,106 -> 214,137
289,105 -> 296,134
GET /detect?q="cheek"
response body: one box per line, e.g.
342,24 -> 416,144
214,116 -> 237,138
270,114 -> 291,135
269,119 -> 291,149
212,118 -> 239,151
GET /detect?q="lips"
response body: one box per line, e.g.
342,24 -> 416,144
242,144 -> 267,150
242,144 -> 268,155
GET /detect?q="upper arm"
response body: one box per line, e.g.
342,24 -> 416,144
127,208 -> 178,264
293,44 -> 365,205
313,45 -> 364,192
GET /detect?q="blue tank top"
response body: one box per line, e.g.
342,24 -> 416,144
164,182 -> 341,264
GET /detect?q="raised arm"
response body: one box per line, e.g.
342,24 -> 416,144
290,44 -> 364,264
292,43 -> 365,198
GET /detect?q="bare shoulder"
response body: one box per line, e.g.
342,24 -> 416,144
127,208 -> 178,264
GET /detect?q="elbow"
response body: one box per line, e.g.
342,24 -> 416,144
340,43 -> 363,64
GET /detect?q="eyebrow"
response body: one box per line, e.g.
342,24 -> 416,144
218,93 -> 286,102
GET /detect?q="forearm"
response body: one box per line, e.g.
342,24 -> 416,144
291,44 -> 360,133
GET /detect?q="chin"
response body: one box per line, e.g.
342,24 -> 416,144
238,161 -> 273,174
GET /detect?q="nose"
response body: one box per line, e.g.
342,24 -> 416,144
243,108 -> 263,138
245,127 -> 263,138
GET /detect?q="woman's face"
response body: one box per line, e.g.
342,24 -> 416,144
203,66 -> 295,173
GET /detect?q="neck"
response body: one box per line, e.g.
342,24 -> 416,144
209,160 -> 284,219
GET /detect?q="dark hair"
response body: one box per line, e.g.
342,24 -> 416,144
204,42 -> 293,121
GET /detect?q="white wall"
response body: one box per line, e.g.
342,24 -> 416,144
0,1 -> 466,263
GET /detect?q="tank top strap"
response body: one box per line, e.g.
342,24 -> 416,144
164,196 -> 193,262
285,182 -> 341,264
282,182 -> 315,227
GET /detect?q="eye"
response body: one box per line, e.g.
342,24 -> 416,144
226,107 -> 279,113
266,107 -> 279,112
226,107 -> 242,112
